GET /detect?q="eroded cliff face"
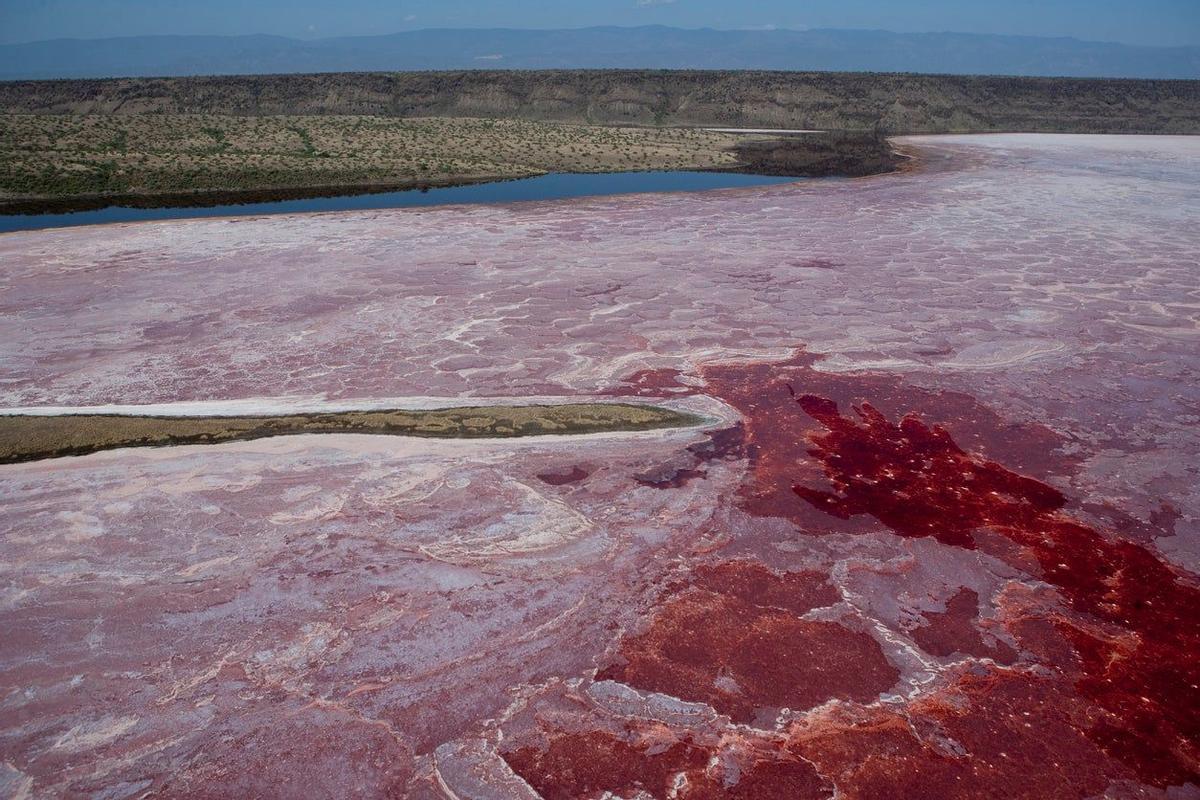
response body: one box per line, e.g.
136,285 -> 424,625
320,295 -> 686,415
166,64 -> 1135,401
3,69 -> 1199,133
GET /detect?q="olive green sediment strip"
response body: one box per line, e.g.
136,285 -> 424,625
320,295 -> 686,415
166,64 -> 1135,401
0,403 -> 703,465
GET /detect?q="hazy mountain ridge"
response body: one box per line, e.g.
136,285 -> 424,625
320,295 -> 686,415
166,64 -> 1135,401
2,26 -> 1198,80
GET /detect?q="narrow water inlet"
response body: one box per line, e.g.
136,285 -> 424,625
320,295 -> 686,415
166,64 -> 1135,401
0,171 -> 798,233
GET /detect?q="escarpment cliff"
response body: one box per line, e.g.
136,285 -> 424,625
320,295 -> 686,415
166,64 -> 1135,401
3,70 -> 1197,133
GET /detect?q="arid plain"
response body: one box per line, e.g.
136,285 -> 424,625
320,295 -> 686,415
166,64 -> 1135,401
1,133 -> 1198,798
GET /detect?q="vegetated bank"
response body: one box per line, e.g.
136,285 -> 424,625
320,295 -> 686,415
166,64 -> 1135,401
0,403 -> 702,464
0,113 -> 900,212
0,114 -> 749,210
2,70 -> 1197,133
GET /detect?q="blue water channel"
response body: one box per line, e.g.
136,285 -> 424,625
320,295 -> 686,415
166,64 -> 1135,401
0,171 -> 797,233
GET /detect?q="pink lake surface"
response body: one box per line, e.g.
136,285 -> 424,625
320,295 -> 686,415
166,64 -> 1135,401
1,134 -> 1198,798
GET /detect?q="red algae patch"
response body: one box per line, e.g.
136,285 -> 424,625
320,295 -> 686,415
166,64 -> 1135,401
691,560 -> 840,616
790,670 -> 1134,800
610,350 -> 1075,533
685,759 -> 831,800
911,588 -> 1017,664
787,392 -> 1200,786
503,723 -> 832,800
606,351 -> 1199,787
792,395 -> 1065,549
504,730 -> 711,800
597,561 -> 896,723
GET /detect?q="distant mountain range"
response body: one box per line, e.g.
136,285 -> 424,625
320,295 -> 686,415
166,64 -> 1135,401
2,26 -> 1198,81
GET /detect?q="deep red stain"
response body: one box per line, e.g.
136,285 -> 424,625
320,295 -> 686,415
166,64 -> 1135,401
685,759 -> 832,800
687,423 -> 747,464
790,670 -> 1135,799
789,393 -> 1200,785
503,726 -> 832,800
536,465 -> 590,485
602,350 -> 1200,787
597,561 -> 896,724
504,730 -> 709,800
690,559 -> 840,615
912,588 -> 1017,665
792,396 -> 1064,549
619,351 -> 1074,533
603,366 -> 696,397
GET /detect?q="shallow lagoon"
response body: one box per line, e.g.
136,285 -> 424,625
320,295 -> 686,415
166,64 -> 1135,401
0,170 -> 796,233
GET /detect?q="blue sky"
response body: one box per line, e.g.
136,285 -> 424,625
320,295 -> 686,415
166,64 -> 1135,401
2,0 -> 1198,46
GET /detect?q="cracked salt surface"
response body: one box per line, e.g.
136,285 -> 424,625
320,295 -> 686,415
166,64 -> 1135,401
1,134 -> 1198,798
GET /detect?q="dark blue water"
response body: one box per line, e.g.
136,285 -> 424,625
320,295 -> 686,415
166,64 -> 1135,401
0,171 -> 796,233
